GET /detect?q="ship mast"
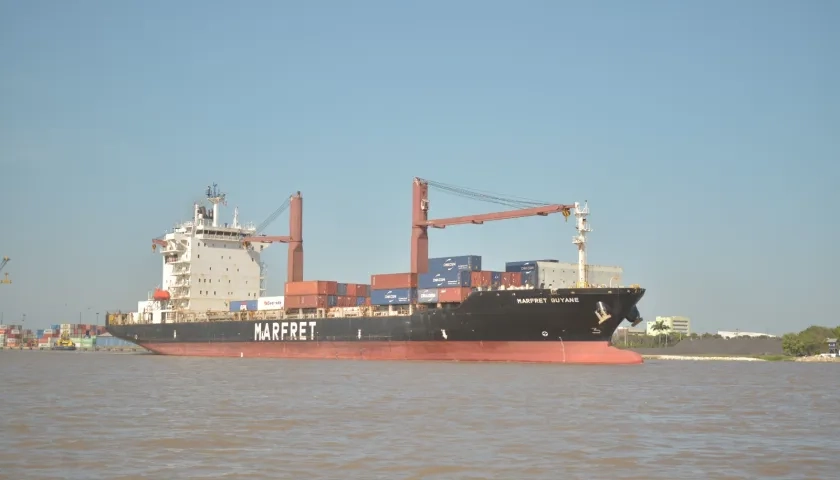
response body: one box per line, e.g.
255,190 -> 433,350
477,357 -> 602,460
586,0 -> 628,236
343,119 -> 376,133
206,183 -> 226,228
572,201 -> 591,287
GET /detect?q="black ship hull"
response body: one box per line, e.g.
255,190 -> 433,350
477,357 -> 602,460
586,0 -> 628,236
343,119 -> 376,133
106,287 -> 646,364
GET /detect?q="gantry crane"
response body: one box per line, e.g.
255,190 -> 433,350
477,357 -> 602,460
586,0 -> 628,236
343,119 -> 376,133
0,256 -> 10,284
411,178 -> 589,285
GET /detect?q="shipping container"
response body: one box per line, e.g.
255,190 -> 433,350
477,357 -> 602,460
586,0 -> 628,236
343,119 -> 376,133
257,295 -> 285,311
284,281 -> 337,296
229,300 -> 258,312
43,328 -> 54,335
417,288 -> 439,303
51,324 -> 61,331
428,255 -> 482,272
346,284 -> 370,297
356,296 -> 367,306
469,271 -> 504,288
336,283 -> 348,296
418,270 -> 471,289
36,329 -> 44,338
285,295 -> 328,309
438,287 -> 473,303
504,260 -> 559,273
371,273 -> 418,289
370,288 -> 416,305
521,270 -> 537,287
327,295 -> 338,307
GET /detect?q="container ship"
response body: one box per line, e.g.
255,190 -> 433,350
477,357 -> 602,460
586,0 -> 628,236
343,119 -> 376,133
106,179 -> 646,364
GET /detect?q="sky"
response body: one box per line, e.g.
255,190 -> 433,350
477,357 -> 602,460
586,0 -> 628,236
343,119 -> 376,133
0,0 -> 837,334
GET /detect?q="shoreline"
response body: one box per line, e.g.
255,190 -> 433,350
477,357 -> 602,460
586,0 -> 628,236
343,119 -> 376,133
642,354 -> 766,361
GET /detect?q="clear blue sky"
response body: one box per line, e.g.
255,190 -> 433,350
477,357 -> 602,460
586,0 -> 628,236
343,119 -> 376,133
1,0 -> 837,334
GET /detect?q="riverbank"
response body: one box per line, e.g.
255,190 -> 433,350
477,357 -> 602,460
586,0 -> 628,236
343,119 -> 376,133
642,354 -> 770,361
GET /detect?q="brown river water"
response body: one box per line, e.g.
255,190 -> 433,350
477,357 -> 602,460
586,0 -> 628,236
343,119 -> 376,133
1,351 -> 837,479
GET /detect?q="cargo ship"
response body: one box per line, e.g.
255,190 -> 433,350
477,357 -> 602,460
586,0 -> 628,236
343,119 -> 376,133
106,180 -> 647,364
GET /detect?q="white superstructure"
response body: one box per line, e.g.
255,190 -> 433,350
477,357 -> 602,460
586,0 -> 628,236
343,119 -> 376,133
148,184 -> 271,319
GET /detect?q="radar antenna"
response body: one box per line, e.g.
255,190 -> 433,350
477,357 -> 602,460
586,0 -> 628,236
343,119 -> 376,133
205,183 -> 227,227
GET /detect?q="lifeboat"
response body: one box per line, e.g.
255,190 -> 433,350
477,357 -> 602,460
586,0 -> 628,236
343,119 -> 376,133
153,288 -> 171,301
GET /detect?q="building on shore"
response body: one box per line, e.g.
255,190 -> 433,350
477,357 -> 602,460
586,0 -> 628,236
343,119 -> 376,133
646,316 -> 691,336
717,330 -> 777,339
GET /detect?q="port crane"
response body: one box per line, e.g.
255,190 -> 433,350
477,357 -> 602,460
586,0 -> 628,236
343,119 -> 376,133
151,188 -> 304,284
411,178 -> 592,287
0,256 -> 10,284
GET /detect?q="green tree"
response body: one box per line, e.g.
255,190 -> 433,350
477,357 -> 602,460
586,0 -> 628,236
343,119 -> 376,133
782,333 -> 807,356
650,320 -> 669,346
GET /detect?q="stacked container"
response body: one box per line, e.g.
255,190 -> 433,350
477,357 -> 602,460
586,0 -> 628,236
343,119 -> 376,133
369,273 -> 418,306
414,255 -> 484,304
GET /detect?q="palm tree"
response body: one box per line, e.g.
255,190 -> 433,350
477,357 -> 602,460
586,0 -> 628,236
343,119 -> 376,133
650,320 -> 670,346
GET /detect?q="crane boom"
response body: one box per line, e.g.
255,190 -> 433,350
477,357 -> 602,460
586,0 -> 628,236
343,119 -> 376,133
410,177 -> 582,276
426,204 -> 572,228
0,256 -> 10,285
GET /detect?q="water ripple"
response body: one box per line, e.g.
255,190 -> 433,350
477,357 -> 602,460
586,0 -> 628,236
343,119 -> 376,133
1,351 -> 838,479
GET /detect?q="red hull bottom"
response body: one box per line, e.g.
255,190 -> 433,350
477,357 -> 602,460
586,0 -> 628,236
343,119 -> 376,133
140,341 -> 643,365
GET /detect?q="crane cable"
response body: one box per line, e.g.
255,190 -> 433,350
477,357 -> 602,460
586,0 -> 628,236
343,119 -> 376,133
254,197 -> 291,235
421,179 -> 554,210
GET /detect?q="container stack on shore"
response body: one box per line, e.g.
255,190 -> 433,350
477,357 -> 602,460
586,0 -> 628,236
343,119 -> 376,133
0,324 -> 23,348
0,323 -> 113,349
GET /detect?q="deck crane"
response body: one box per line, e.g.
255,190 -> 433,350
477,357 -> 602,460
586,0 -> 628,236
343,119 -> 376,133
411,178 -> 592,286
0,256 -> 9,284
240,192 -> 304,283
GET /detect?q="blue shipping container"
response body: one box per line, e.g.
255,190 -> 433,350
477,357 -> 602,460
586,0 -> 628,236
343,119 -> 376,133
505,260 -> 558,273
491,271 -> 503,286
356,296 -> 367,306
336,283 -> 348,296
51,324 -> 61,331
328,295 -> 338,307
428,255 -> 482,272
36,329 -> 44,338
370,288 -> 416,305
417,288 -> 439,303
229,300 -> 258,312
520,270 -> 538,286
418,270 -> 472,289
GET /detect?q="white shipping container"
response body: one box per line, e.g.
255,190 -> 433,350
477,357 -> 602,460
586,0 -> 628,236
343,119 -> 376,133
44,328 -> 54,335
257,296 -> 285,311
535,262 -> 623,289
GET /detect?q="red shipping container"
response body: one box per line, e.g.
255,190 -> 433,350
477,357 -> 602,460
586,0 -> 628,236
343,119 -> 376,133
501,272 -> 523,287
346,284 -> 358,297
364,297 -> 371,306
285,295 -> 328,309
438,287 -> 473,303
339,296 -> 354,307
285,281 -> 337,296
371,273 -> 418,289
470,271 -> 493,287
